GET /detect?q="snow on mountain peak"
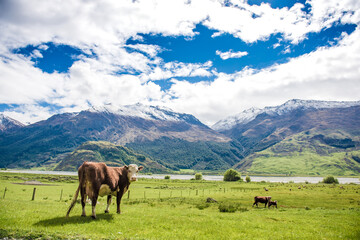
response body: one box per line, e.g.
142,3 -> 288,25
212,99 -> 360,131
88,103 -> 197,123
212,107 -> 262,131
0,114 -> 25,132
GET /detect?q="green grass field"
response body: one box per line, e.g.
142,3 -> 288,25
0,172 -> 359,239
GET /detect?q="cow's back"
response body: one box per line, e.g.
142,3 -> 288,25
78,162 -> 108,185
78,162 -> 122,192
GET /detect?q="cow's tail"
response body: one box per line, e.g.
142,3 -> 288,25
66,184 -> 80,218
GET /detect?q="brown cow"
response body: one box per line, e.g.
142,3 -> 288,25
66,162 -> 143,219
268,200 -> 278,208
252,196 -> 271,208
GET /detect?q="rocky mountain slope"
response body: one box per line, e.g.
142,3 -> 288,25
1,100 -> 359,175
213,99 -> 360,131
215,100 -> 360,175
0,104 -> 238,171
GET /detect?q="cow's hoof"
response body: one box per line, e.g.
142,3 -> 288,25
91,215 -> 97,219
116,211 -> 121,214
105,210 -> 109,213
81,214 -> 86,217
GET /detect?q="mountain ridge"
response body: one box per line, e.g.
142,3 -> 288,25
212,99 -> 360,131
0,100 -> 359,175
0,104 -> 233,171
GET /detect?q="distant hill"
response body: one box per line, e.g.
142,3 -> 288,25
0,104 -> 239,171
215,100 -> 360,175
127,137 -> 244,170
234,131 -> 360,176
55,141 -> 168,173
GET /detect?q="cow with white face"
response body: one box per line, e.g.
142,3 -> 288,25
66,162 -> 143,219
127,164 -> 142,182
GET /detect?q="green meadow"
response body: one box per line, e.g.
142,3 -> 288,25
0,172 -> 359,239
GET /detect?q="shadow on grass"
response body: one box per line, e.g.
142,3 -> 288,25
34,213 -> 114,227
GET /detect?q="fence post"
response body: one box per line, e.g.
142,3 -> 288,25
3,187 -> 7,199
60,189 -> 63,201
32,188 -> 36,201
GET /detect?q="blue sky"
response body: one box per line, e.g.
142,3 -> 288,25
0,0 -> 359,125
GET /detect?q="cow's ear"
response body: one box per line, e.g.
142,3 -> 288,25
124,165 -> 129,169
138,166 -> 144,171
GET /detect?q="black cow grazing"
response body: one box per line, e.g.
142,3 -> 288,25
264,187 -> 269,191
253,196 -> 271,208
66,162 -> 143,219
268,200 -> 278,208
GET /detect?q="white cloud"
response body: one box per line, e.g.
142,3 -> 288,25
2,104 -> 55,125
216,50 -> 248,60
204,0 -> 360,44
125,44 -> 162,58
0,50 -> 62,105
140,61 -> 213,81
165,27 -> 360,125
0,0 -> 359,125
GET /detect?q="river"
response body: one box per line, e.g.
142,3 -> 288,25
1,170 -> 359,184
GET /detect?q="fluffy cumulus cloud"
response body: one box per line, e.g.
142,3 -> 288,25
167,28 -> 360,125
0,0 -> 359,125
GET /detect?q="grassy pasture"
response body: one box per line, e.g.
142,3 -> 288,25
0,172 -> 359,239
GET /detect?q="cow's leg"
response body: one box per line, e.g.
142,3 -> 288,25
252,201 -> 256,207
116,191 -> 124,214
105,195 -> 112,213
91,194 -> 99,219
264,201 -> 267,208
80,186 -> 86,217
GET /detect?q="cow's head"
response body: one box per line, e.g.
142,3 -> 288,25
125,164 -> 144,182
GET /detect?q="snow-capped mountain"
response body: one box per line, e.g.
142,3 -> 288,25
0,104 -> 236,171
0,114 -> 25,132
89,103 -> 202,125
212,99 -> 360,131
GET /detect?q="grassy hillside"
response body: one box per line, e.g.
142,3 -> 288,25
54,141 -> 168,173
127,137 -> 244,171
235,130 -> 360,176
0,172 -> 359,239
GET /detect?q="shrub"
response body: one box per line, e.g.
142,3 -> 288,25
322,176 -> 339,184
245,175 -> 251,183
219,203 -> 237,213
164,175 -> 170,180
223,169 -> 242,182
195,173 -> 203,180
196,203 -> 210,210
